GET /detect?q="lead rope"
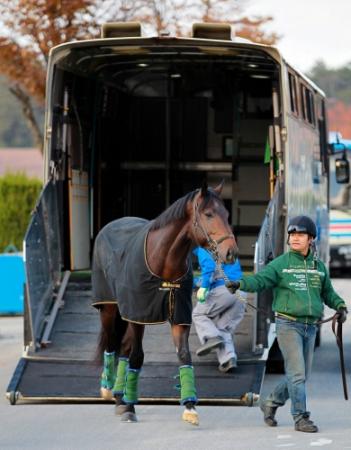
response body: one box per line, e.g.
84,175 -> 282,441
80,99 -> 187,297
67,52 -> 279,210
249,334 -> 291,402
214,258 -> 270,316
332,316 -> 349,400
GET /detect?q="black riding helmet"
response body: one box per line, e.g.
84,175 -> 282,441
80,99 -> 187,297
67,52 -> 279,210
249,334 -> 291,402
287,215 -> 317,238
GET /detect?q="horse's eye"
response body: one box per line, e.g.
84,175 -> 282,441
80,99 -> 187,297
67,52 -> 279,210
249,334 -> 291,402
204,212 -> 213,219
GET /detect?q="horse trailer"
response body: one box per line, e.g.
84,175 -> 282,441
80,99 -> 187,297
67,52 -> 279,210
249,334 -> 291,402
7,22 -> 338,405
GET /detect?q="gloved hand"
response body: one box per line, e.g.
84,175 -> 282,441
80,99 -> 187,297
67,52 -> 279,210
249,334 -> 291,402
225,281 -> 240,294
337,306 -> 348,324
196,287 -> 209,303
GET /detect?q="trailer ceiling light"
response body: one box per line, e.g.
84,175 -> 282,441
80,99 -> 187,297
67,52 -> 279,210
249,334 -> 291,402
137,63 -> 148,67
250,74 -> 270,79
170,73 -> 181,78
248,63 -> 258,68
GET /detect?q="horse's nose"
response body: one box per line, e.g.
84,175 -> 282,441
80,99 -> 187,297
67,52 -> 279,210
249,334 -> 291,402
226,247 -> 237,264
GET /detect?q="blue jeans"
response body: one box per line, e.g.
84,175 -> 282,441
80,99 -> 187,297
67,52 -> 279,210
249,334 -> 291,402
265,317 -> 317,422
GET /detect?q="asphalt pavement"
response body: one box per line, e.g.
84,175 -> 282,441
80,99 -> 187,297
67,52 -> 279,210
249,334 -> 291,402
1,278 -> 351,450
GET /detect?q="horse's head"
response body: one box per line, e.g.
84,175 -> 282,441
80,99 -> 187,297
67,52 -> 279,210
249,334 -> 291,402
191,181 -> 239,264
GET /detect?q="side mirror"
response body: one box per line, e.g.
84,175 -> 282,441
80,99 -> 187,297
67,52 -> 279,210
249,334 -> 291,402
335,157 -> 350,183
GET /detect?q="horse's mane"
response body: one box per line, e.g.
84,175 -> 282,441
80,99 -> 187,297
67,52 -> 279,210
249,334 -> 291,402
149,188 -> 222,231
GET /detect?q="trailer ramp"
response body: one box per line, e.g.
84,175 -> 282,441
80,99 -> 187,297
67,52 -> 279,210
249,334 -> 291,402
7,277 -> 267,406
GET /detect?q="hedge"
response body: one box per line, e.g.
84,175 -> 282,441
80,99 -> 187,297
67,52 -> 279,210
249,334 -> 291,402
0,172 -> 42,253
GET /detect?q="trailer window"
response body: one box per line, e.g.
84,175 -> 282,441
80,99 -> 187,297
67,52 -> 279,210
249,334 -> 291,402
288,72 -> 298,115
305,88 -> 315,125
300,84 -> 315,126
299,83 -> 306,120
318,98 -> 328,175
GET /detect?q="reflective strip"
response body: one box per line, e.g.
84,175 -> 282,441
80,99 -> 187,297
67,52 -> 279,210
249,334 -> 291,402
282,268 -> 324,276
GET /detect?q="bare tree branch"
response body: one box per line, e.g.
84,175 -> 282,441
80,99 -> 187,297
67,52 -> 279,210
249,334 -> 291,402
9,84 -> 43,151
0,0 -> 278,152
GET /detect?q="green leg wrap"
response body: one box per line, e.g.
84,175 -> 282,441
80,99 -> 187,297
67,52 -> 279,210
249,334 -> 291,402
100,351 -> 115,390
179,365 -> 198,405
122,368 -> 140,405
112,357 -> 129,395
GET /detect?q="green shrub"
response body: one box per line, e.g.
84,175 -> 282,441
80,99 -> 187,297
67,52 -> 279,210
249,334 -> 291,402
0,172 -> 42,252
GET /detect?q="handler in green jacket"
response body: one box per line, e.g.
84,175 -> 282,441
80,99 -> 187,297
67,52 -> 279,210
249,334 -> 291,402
229,215 -> 348,433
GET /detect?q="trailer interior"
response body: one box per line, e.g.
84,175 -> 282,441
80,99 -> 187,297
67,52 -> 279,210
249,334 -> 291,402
50,43 -> 280,273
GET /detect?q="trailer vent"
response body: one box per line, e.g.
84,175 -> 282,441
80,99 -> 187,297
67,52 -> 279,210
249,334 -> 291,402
101,22 -> 142,39
192,23 -> 232,41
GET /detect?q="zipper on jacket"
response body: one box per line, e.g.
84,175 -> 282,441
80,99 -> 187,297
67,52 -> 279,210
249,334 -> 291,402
285,253 -> 290,313
304,259 -> 312,316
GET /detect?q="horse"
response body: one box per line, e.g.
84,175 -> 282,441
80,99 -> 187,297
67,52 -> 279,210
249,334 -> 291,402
92,182 -> 238,425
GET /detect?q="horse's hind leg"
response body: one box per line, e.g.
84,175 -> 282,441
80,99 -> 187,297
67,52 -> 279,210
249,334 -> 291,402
171,324 -> 199,426
119,323 -> 145,423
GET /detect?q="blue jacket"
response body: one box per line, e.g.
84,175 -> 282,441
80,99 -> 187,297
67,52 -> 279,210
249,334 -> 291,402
193,247 -> 242,290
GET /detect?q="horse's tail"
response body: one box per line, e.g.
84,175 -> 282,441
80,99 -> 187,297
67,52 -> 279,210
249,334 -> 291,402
95,305 -> 128,363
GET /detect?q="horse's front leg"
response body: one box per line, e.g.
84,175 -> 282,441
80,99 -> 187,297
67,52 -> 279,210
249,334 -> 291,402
113,323 -> 133,410
171,324 -> 199,426
99,304 -> 117,400
118,323 -> 145,423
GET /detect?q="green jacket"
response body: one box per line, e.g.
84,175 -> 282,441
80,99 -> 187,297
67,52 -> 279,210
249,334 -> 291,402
240,250 -> 346,324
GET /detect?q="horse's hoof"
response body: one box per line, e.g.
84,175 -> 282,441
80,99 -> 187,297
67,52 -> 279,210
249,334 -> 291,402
100,387 -> 113,400
121,412 -> 138,423
182,408 -> 199,426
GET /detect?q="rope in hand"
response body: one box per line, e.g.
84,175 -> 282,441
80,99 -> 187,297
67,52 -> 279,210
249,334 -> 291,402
214,259 -> 270,317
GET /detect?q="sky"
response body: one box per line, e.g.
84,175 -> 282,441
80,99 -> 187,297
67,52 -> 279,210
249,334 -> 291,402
245,0 -> 351,73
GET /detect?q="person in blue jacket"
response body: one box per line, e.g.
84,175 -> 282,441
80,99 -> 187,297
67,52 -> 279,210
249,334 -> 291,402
192,247 -> 246,372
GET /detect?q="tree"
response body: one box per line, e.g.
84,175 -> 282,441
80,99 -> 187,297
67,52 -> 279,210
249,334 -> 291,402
0,0 -> 102,150
122,0 -> 278,43
0,76 -> 37,146
0,0 -> 278,151
197,0 -> 278,44
0,172 -> 42,252
327,99 -> 351,138
308,60 -> 351,138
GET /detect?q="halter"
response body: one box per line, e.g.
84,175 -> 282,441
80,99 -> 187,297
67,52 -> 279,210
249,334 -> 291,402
192,200 -> 234,264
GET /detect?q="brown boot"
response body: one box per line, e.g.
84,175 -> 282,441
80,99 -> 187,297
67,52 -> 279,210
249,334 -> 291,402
260,402 -> 278,427
295,417 -> 318,433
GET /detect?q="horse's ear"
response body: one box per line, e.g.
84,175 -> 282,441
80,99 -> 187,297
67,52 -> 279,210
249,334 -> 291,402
200,179 -> 208,197
213,180 -> 224,196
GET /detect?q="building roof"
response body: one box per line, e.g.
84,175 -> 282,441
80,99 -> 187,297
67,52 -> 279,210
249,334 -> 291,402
0,148 -> 43,179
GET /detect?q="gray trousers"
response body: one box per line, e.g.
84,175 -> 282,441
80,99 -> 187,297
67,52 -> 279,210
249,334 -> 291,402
192,285 -> 246,364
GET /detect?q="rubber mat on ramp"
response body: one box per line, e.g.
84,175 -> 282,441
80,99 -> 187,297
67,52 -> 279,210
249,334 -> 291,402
7,357 -> 265,405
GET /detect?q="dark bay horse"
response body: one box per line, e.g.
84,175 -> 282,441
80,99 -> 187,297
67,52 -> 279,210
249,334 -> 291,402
92,183 -> 238,424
